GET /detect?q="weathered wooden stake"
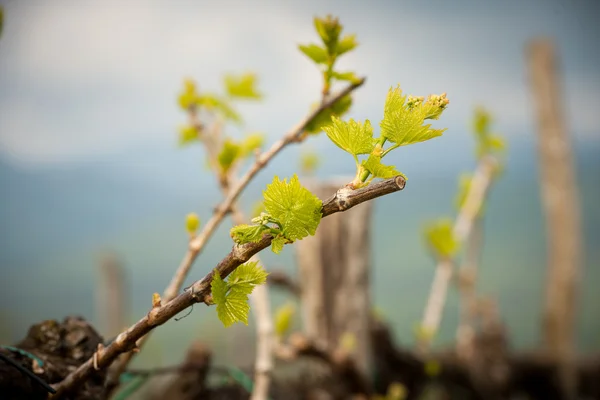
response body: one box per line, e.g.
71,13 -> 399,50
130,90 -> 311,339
295,178 -> 373,377
527,38 -> 583,399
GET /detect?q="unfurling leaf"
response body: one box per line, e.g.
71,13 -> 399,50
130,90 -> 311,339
473,107 -> 492,136
330,70 -> 361,84
196,94 -> 241,123
274,303 -> 296,337
298,44 -> 328,64
379,86 -> 447,147
336,34 -> 358,56
224,73 -> 262,99
313,15 -> 342,54
217,139 -> 241,173
362,155 -> 404,180
212,262 -> 269,327
271,235 -> 287,254
240,133 -> 265,157
323,117 -> 376,157
424,219 -> 459,258
178,79 -> 198,110
471,107 -> 506,159
263,175 -> 323,242
186,213 -> 200,234
305,94 -> 353,134
455,173 -> 473,210
230,224 -> 268,245
178,125 -> 198,146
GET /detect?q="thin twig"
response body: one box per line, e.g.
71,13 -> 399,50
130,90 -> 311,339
50,174 -> 405,398
419,155 -> 497,351
100,79 -> 366,394
455,216 -> 484,361
164,78 -> 365,301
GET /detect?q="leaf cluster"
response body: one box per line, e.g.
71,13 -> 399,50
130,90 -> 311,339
424,219 -> 459,259
299,15 -> 360,134
323,85 -> 449,188
299,15 -> 361,91
230,174 -> 322,254
472,107 -> 506,160
176,73 -> 262,145
216,133 -> 265,175
211,261 -> 269,327
274,302 -> 296,338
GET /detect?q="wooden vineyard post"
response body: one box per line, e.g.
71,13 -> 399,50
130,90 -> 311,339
96,253 -> 129,338
295,178 -> 374,378
527,38 -> 583,399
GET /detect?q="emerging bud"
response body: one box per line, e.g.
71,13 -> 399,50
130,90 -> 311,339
186,213 -> 200,234
426,93 -> 449,109
406,95 -> 425,110
251,212 -> 271,226
371,143 -> 384,157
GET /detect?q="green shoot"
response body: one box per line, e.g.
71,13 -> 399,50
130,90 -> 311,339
321,85 -> 449,188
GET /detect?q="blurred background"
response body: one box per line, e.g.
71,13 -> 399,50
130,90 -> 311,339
0,0 -> 598,370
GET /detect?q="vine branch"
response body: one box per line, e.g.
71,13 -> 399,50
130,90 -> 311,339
100,78 -> 365,395
164,78 -> 365,301
419,155 -> 497,351
50,174 -> 405,398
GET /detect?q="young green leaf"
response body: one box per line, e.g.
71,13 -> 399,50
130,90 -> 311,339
196,94 -> 241,123
217,139 -> 241,173
424,219 -> 459,259
362,155 -> 404,180
212,272 -> 249,327
473,107 -> 492,136
380,86 -> 447,147
274,303 -> 296,337
314,15 -> 342,54
298,44 -> 328,64
455,173 -> 473,210
323,117 -> 376,157
305,94 -> 353,134
271,235 -> 287,254
263,175 -> 322,241
178,79 -> 198,110
335,34 -> 358,56
230,224 -> 268,245
211,262 -> 269,327
240,133 -> 265,157
330,71 -> 361,84
178,125 -> 198,146
224,73 -> 262,100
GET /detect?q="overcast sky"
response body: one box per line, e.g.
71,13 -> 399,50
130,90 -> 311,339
0,0 -> 598,167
